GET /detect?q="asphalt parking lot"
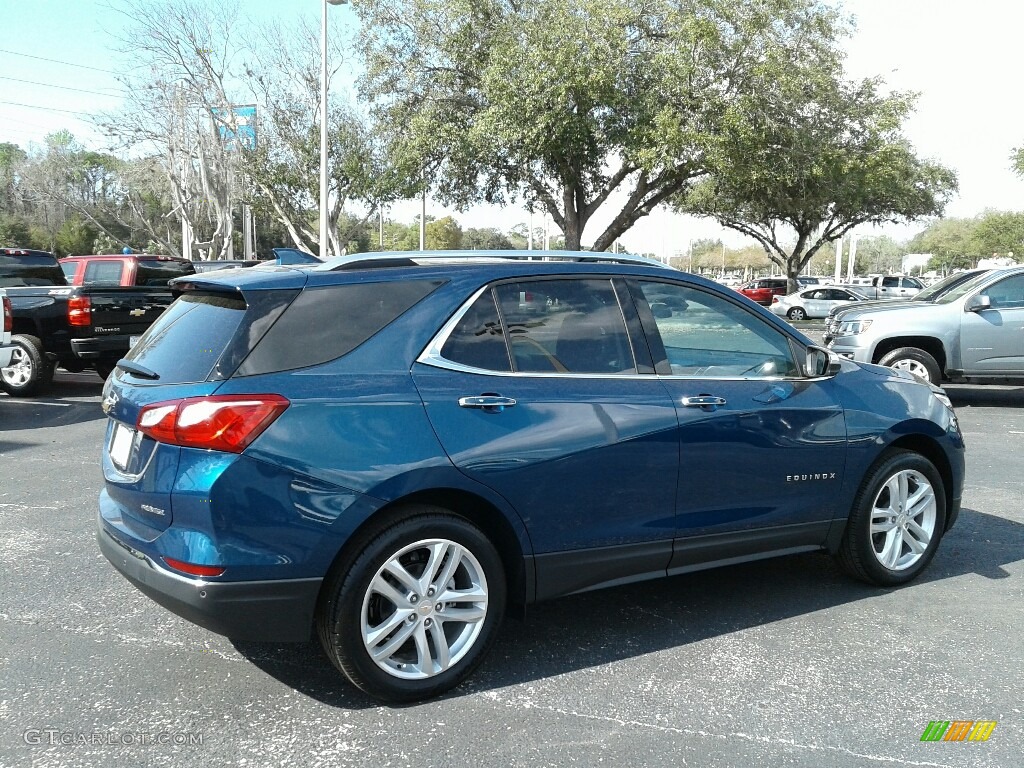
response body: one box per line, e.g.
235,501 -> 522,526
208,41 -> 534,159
1,370 -> 1022,768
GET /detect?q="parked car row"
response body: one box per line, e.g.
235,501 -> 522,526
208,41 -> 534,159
97,249 -> 965,702
826,266 -> 1024,384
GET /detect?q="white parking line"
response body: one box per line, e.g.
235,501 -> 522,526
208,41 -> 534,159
0,400 -> 72,407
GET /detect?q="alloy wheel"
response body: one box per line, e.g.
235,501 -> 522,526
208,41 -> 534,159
1,345 -> 32,387
361,538 -> 489,680
869,469 -> 937,571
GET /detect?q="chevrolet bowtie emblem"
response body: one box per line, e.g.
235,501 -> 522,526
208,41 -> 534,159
129,308 -> 146,317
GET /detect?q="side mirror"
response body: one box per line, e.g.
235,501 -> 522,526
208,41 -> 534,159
966,294 -> 991,312
805,345 -> 841,378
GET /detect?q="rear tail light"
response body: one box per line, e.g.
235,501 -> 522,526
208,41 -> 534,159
771,296 -> 780,303
136,394 -> 289,453
67,295 -> 92,326
2,296 -> 11,332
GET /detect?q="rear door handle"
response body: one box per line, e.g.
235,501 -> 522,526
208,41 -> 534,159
681,395 -> 727,409
459,396 -> 517,412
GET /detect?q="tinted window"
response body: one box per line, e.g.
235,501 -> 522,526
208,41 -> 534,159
136,259 -> 196,286
125,293 -> 248,384
982,274 -> 1024,309
237,279 -> 442,376
633,281 -> 798,378
440,291 -> 511,372
83,261 -> 124,285
0,252 -> 67,287
882,276 -> 900,288
492,279 -> 635,374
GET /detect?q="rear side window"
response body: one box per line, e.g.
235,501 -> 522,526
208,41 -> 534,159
236,279 -> 443,376
124,293 -> 248,384
136,259 -> 196,286
0,252 -> 67,287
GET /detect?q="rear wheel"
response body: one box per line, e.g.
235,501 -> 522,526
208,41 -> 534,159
877,347 -> 941,383
317,507 -> 506,702
0,335 -> 54,397
836,450 -> 946,586
787,307 -> 807,321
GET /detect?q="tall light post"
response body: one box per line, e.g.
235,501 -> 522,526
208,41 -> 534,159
320,0 -> 347,262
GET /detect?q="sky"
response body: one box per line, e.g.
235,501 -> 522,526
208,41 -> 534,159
2,0 -> 1023,258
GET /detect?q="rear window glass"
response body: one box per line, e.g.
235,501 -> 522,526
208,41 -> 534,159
83,261 -> 124,285
136,259 -> 196,286
236,279 -> 443,376
124,293 -> 247,384
0,252 -> 67,287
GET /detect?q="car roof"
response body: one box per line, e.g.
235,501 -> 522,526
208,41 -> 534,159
61,253 -> 191,262
173,250 -> 678,290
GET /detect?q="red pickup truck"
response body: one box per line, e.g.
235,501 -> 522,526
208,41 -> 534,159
59,254 -> 195,286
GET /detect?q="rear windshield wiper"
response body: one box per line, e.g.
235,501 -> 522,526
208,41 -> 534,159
115,359 -> 160,380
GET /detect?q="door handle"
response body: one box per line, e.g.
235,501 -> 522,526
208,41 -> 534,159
682,395 -> 727,409
459,395 -> 517,412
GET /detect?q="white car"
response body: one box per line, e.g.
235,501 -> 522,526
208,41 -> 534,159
1,290 -> 14,368
770,286 -> 867,320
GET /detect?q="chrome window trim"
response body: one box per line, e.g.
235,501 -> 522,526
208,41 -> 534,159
417,279 -> 813,382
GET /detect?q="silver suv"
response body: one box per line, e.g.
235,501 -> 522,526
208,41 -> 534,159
827,266 -> 1024,383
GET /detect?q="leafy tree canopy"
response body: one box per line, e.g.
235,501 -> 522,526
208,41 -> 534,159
677,48 -> 957,291
356,0 -> 849,252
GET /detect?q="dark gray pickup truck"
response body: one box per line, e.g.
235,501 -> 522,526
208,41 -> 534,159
0,248 -> 186,396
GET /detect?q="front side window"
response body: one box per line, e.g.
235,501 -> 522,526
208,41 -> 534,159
631,280 -> 799,378
981,274 -> 1024,309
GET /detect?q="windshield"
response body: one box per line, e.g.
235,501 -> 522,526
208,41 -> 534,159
935,271 -> 1000,305
914,271 -> 982,301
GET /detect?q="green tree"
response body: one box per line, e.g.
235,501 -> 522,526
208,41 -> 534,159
971,210 -> 1024,260
356,0 -> 847,252
677,53 -> 957,292
854,236 -> 904,274
463,227 -> 514,250
909,218 -> 977,272
0,214 -> 32,247
54,216 -> 98,257
425,216 -> 463,250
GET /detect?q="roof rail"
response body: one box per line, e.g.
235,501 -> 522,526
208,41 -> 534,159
312,249 -> 676,272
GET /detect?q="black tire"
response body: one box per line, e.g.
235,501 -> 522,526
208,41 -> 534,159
0,334 -> 54,397
836,450 -> 947,587
317,506 -> 506,702
877,346 -> 941,383
787,307 -> 807,321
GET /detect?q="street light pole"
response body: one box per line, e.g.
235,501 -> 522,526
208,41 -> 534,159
320,0 -> 347,262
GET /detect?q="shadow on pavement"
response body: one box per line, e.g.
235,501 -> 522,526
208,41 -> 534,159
231,506 -> 1019,709
0,374 -> 105,434
946,383 -> 1024,409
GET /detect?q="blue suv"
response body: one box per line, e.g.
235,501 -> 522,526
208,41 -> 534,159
97,251 -> 965,701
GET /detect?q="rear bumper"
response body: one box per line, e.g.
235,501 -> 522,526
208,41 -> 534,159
98,523 -> 322,642
71,335 -> 132,360
0,345 -> 12,367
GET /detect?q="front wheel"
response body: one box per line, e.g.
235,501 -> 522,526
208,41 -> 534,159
0,335 -> 54,397
878,346 -> 941,383
317,508 -> 506,702
836,450 -> 947,586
